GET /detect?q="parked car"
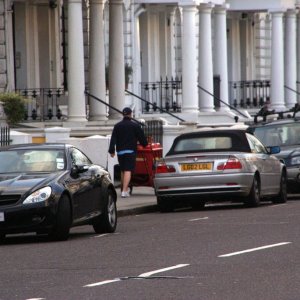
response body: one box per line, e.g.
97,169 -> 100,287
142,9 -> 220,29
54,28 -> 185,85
153,128 -> 287,212
0,143 -> 117,241
247,118 -> 300,193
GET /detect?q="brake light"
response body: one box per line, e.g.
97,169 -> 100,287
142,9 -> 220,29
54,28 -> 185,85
155,163 -> 176,174
217,157 -> 242,170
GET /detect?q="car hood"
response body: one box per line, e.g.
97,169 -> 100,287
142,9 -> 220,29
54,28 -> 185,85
0,172 -> 61,196
274,146 -> 300,159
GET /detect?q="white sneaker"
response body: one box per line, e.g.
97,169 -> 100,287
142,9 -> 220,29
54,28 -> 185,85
121,191 -> 130,198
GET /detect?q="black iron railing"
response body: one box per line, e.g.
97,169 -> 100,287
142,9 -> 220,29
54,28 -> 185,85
140,77 -> 182,113
229,80 -> 270,108
16,88 -> 66,121
0,126 -> 10,146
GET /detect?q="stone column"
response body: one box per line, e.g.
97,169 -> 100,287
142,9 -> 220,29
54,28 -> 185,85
297,13 -> 300,102
270,11 -> 285,111
67,0 -> 87,122
132,5 -> 145,117
284,9 -> 297,109
180,2 -> 199,118
108,0 -> 125,119
89,0 -> 107,121
214,5 -> 229,110
198,3 -> 214,112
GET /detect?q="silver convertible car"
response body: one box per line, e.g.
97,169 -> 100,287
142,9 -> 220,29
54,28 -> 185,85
153,128 -> 287,212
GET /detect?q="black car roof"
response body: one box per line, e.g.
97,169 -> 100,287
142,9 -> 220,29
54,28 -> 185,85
167,128 -> 251,155
0,143 -> 70,151
247,117 -> 300,127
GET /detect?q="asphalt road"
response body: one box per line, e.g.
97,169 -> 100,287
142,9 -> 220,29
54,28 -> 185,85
1,198 -> 300,300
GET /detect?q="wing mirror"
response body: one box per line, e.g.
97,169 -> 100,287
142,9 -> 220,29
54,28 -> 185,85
71,164 -> 89,177
267,146 -> 281,154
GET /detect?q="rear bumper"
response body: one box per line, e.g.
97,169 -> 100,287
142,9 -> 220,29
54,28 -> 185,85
154,173 -> 253,199
286,166 -> 300,192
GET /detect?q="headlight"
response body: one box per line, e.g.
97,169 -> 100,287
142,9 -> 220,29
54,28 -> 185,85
290,156 -> 300,165
23,187 -> 52,204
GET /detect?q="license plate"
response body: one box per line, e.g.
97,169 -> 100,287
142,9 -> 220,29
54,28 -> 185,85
0,212 -> 4,222
181,162 -> 212,171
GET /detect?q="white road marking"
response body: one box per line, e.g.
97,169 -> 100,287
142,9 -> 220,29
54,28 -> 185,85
138,264 -> 190,277
26,298 -> 45,300
218,242 -> 291,257
92,233 -> 120,238
189,217 -> 209,222
84,264 -> 189,287
84,279 -> 121,287
93,234 -> 109,238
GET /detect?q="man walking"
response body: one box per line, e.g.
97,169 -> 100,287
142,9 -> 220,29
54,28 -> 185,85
108,107 -> 148,198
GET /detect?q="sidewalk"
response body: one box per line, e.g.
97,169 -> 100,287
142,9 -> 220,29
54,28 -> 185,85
116,186 -> 158,217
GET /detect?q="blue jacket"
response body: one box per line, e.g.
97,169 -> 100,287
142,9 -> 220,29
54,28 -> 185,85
108,117 -> 148,154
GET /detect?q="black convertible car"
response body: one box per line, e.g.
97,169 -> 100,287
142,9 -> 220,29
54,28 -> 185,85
0,143 -> 117,241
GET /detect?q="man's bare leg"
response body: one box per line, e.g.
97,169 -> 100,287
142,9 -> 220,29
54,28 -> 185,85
122,171 -> 131,193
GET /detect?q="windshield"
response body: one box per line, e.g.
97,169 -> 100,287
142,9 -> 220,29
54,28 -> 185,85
0,149 -> 66,173
252,123 -> 300,147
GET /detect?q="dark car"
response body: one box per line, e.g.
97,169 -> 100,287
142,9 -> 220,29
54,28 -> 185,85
0,143 -> 117,242
153,128 -> 287,212
247,118 -> 300,193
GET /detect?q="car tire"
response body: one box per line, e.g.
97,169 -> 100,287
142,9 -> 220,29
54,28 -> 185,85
49,195 -> 72,241
272,172 -> 287,204
157,196 -> 173,213
245,175 -> 260,207
0,233 -> 5,243
93,189 -> 117,234
191,201 -> 206,210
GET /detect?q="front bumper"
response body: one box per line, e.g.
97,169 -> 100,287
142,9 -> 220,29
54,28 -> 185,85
0,201 -> 57,234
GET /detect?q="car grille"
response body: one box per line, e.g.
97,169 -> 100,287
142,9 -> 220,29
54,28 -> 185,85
0,195 -> 21,206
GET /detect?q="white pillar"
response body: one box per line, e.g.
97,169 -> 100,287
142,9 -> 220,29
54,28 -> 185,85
270,11 -> 285,111
214,5 -> 229,110
297,14 -> 300,102
108,0 -> 125,119
180,2 -> 198,116
67,0 -> 87,122
285,10 -> 297,109
89,0 -> 107,121
132,5 -> 145,117
198,4 -> 214,112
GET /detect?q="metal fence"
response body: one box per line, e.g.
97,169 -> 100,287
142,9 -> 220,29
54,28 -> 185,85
0,126 -> 10,146
16,88 -> 66,121
144,120 -> 163,146
229,80 -> 270,108
141,77 -> 182,114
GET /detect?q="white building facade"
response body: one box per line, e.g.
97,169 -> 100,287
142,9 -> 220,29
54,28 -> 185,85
0,0 -> 299,126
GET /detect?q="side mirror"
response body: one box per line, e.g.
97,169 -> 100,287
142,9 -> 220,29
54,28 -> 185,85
71,164 -> 89,177
267,146 -> 281,154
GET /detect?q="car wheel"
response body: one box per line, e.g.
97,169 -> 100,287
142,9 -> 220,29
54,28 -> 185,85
49,195 -> 72,241
157,196 -> 173,213
245,175 -> 260,207
93,189 -> 117,234
0,233 -> 5,243
272,172 -> 287,204
191,201 -> 206,211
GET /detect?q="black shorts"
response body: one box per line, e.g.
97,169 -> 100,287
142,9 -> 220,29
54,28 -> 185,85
118,153 -> 136,171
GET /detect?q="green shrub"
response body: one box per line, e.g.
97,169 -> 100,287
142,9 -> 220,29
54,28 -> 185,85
0,93 -> 26,125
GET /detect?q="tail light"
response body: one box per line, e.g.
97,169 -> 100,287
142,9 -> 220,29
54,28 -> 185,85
217,156 -> 242,170
155,162 -> 176,174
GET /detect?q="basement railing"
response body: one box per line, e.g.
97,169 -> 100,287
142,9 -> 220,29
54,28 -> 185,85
16,88 -> 66,121
229,80 -> 270,108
